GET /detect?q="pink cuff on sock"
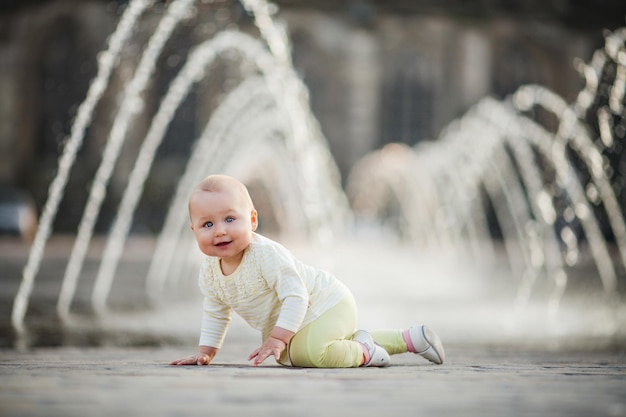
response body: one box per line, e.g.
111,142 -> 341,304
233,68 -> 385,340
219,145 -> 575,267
358,342 -> 371,364
402,329 -> 416,353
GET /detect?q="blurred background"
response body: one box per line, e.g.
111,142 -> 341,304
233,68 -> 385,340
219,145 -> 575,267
0,0 -> 625,350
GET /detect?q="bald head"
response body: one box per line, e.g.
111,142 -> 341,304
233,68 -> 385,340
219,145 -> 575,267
190,174 -> 255,213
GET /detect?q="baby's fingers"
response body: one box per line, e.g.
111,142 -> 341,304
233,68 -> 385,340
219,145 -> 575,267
248,347 -> 261,362
169,357 -> 191,365
253,350 -> 270,366
170,356 -> 205,366
254,347 -> 281,366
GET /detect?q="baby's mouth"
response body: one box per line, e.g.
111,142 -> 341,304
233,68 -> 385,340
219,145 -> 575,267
215,241 -> 231,247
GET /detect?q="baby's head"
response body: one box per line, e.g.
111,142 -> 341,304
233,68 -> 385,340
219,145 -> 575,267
192,174 -> 254,209
189,175 -> 258,259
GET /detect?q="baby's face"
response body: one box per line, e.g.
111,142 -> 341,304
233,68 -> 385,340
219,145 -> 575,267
189,189 -> 257,262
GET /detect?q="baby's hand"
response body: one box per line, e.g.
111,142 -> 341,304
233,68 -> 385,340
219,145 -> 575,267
169,353 -> 212,366
248,336 -> 286,366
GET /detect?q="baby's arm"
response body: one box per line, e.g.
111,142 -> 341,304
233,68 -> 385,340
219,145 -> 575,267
170,345 -> 218,366
248,326 -> 295,366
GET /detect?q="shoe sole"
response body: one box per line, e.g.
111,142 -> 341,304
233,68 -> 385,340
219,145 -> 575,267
420,325 -> 445,365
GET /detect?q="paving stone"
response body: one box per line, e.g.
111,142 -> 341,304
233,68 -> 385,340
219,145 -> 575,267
1,345 -> 625,417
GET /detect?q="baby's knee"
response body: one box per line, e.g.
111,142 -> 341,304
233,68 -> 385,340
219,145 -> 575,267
293,341 -> 361,368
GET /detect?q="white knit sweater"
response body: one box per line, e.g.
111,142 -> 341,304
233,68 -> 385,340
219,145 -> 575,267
198,233 -> 350,348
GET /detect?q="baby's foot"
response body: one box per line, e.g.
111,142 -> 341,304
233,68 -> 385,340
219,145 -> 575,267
403,325 -> 445,364
353,330 -> 391,367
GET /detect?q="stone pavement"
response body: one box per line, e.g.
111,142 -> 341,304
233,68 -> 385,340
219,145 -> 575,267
1,236 -> 625,416
1,343 -> 625,417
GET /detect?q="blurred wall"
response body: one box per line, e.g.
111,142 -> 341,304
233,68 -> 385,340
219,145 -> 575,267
281,5 -> 620,180
0,0 -> 623,233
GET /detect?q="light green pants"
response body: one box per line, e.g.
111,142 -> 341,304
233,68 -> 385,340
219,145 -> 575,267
283,294 -> 409,368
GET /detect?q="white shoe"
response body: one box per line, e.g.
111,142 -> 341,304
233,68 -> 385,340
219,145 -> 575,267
353,330 -> 391,367
404,325 -> 445,365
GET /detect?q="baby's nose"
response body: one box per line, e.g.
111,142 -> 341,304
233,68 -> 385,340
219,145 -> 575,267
214,223 -> 227,235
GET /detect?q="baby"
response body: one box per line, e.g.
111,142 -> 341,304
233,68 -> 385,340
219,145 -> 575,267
170,174 -> 445,368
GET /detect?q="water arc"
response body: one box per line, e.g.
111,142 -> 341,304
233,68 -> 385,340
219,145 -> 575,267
58,0 -> 198,320
89,32 -> 280,315
8,1 -> 625,348
11,0 -> 155,334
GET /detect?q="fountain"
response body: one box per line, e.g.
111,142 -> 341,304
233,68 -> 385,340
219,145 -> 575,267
10,0 -> 349,346
7,0 -> 626,349
347,27 -> 626,339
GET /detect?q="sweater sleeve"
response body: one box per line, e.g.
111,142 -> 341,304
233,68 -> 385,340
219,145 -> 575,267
199,294 -> 232,348
261,244 -> 309,333
197,258 -> 232,348
276,294 -> 308,333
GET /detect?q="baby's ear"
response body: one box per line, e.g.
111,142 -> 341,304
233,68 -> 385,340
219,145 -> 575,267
251,209 -> 259,231
189,222 -> 194,231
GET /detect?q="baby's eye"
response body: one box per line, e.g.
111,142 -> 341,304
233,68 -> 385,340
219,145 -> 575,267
203,221 -> 213,228
225,217 -> 235,223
